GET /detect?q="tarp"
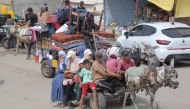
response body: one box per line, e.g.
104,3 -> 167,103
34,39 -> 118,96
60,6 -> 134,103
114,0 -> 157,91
175,0 -> 190,18
148,0 -> 174,11
104,0 -> 136,28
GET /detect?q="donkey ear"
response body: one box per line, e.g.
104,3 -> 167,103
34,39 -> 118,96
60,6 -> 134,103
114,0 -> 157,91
170,58 -> 175,68
163,63 -> 168,69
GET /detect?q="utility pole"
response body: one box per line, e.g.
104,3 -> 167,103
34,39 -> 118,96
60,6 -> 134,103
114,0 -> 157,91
135,0 -> 139,24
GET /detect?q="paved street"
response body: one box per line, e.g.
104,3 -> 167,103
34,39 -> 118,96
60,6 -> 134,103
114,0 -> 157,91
0,47 -> 190,109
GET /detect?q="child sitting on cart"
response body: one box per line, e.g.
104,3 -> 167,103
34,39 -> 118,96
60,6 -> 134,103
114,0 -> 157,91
79,59 -> 97,109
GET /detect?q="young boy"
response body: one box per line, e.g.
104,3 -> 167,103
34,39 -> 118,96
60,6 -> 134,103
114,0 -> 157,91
72,60 -> 84,105
79,59 -> 97,109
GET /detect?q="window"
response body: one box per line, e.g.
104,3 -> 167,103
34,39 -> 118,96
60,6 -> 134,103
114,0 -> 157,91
129,25 -> 144,36
142,25 -> 156,36
129,25 -> 156,36
162,28 -> 190,38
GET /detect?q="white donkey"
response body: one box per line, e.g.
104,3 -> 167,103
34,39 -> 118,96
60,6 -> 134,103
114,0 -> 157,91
123,58 -> 179,109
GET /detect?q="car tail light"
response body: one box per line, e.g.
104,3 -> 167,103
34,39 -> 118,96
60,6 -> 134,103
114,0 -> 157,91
156,40 -> 171,45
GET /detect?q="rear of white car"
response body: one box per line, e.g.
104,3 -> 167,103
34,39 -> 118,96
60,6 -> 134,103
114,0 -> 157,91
155,25 -> 190,62
116,22 -> 190,62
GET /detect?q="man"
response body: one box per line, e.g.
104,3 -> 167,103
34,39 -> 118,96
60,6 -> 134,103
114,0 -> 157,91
77,1 -> 85,9
92,51 -> 122,93
25,7 -> 38,60
81,12 -> 99,54
25,7 -> 38,27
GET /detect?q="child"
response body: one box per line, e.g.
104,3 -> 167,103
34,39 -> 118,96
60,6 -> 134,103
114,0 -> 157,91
79,59 -> 97,109
72,60 -> 84,105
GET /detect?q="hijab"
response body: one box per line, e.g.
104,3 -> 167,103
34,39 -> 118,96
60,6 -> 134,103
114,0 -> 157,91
67,50 -> 79,73
58,50 -> 68,71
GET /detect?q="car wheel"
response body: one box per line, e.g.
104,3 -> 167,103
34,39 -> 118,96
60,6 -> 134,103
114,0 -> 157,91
41,60 -> 55,78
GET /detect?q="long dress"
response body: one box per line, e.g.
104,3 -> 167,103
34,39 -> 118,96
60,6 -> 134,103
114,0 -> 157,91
51,63 -> 66,102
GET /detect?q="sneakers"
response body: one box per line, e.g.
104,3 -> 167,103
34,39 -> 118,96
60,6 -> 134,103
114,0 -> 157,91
71,100 -> 80,105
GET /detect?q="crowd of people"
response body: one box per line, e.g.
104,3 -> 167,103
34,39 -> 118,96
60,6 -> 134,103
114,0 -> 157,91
51,47 -> 135,108
4,1 -> 136,108
7,0 -> 99,60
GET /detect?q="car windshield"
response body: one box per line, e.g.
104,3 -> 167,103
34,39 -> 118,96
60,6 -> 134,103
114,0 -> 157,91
162,27 -> 190,38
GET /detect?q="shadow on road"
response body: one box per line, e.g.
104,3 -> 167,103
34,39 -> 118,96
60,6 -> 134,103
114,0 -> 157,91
0,48 -> 27,56
106,96 -> 164,109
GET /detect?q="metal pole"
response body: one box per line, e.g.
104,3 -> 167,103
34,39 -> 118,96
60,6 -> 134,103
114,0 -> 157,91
136,0 -> 139,23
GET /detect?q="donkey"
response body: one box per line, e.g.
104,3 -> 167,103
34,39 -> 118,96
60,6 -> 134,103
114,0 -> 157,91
10,25 -> 32,55
122,58 -> 179,109
141,42 -> 160,69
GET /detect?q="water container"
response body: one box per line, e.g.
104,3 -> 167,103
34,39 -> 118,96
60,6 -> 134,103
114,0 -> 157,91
8,10 -> 14,19
1,5 -> 8,14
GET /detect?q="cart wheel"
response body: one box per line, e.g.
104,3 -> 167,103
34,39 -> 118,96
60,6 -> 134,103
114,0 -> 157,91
89,92 -> 106,109
2,37 -> 9,49
41,60 -> 55,78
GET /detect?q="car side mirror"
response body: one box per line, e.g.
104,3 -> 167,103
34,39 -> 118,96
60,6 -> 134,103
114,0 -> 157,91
124,32 -> 129,39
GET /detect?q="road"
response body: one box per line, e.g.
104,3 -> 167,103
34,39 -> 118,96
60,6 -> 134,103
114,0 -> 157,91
0,47 -> 190,109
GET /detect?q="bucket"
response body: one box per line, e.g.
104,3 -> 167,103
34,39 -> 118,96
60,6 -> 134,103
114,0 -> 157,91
8,10 -> 14,19
1,5 -> 8,14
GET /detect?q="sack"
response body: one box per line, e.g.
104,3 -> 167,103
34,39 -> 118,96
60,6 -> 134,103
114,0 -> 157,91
64,71 -> 74,79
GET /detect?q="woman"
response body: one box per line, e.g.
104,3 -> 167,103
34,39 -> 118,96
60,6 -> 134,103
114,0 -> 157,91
82,49 -> 94,63
63,50 -> 80,106
51,51 -> 67,107
38,3 -> 49,23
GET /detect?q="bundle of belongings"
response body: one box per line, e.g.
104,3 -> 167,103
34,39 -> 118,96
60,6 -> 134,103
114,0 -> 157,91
51,31 -> 116,53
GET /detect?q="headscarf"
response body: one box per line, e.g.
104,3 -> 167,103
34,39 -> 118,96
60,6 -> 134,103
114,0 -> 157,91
58,50 -> 67,64
58,50 -> 68,71
67,50 -> 79,73
41,3 -> 48,12
98,49 -> 108,63
83,49 -> 92,59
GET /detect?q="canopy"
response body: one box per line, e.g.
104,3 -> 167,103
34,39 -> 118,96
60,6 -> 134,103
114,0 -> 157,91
104,0 -> 136,28
175,0 -> 190,18
148,0 -> 174,11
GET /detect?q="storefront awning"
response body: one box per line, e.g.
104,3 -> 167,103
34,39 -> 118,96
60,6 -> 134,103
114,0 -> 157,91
175,0 -> 190,18
148,0 -> 174,11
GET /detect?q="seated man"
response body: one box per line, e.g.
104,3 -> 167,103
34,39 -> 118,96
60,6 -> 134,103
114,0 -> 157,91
92,51 -> 122,93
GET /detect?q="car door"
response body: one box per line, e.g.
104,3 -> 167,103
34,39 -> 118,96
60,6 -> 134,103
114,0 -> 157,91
124,25 -> 156,48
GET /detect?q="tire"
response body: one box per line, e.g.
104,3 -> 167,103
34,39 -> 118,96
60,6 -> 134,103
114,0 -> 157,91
41,60 -> 55,78
89,92 -> 106,109
2,37 -> 9,49
119,94 -> 133,106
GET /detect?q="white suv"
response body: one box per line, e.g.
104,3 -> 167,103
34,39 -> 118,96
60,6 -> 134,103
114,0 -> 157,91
116,22 -> 190,62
